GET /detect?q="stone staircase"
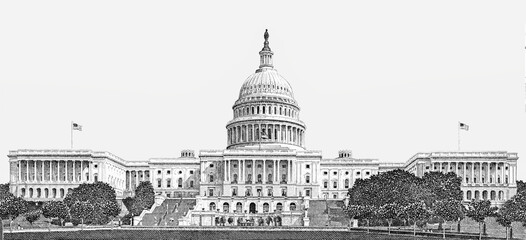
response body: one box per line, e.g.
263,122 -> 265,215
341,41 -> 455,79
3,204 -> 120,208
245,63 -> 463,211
308,200 -> 348,227
139,198 -> 196,226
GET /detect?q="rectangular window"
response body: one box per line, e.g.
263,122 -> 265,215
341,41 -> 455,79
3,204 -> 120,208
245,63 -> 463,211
306,164 -> 310,169
306,189 -> 311,197
157,179 -> 162,188
323,182 -> 328,188
333,182 -> 337,188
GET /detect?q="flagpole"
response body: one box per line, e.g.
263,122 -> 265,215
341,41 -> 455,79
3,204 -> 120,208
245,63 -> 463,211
457,121 -> 460,151
71,121 -> 73,149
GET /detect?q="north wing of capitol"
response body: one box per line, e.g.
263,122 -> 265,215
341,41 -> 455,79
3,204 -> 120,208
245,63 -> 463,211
7,30 -> 519,226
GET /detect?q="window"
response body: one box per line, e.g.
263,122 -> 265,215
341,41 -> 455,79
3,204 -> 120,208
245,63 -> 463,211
306,164 -> 310,169
157,179 -> 162,188
323,171 -> 328,175
323,181 -> 328,189
94,165 -> 98,168
167,170 -> 171,175
282,164 -> 286,168
178,178 -> 183,188
233,164 -> 237,168
178,171 -> 182,174
210,164 -> 214,168
356,171 -> 361,175
306,176 -> 310,183
209,175 -> 214,182
190,181 -> 194,188
166,179 -> 171,188
232,188 -> 237,196
158,170 -> 161,175
333,171 -> 337,175
366,171 -> 370,175
344,179 -> 349,188
190,170 -> 194,174
345,171 -> 349,175
333,181 -> 338,189
209,189 -> 214,197
257,164 -> 262,168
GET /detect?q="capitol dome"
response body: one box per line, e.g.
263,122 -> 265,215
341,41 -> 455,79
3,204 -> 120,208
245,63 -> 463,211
226,30 -> 306,150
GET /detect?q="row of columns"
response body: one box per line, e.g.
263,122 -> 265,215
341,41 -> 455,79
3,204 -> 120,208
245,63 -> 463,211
426,161 -> 515,184
17,160 -> 95,183
125,170 -> 150,191
227,123 -> 305,147
222,160 -> 295,184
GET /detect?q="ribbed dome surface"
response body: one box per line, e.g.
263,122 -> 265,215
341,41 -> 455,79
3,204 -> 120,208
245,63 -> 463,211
238,68 -> 294,99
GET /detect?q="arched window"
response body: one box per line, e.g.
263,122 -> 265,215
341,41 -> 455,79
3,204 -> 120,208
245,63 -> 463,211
209,202 -> 216,211
29,188 -> 33,198
482,190 -> 488,200
333,181 -> 338,189
190,181 -> 194,188
44,188 -> 49,198
178,178 -> 183,188
499,191 -> 504,200
21,188 -> 26,197
290,203 -> 296,211
94,173 -> 98,182
323,181 -> 328,189
223,203 -> 229,212
466,190 -> 472,200
344,179 -> 350,188
257,174 -> 262,183
60,188 -> 65,198
52,188 -> 56,198
236,202 -> 243,213
263,203 -> 269,213
268,174 -> 272,183
248,174 -> 252,182
209,175 -> 214,183
276,203 -> 283,211
233,174 -> 238,183
474,190 -> 480,200
491,191 -> 496,200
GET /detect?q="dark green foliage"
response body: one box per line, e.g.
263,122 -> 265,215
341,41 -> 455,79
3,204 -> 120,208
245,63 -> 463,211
0,183 -> 11,199
348,170 -> 424,207
25,209 -> 42,225
0,195 -> 28,220
517,180 -> 526,194
124,182 -> 155,216
63,182 -> 120,225
42,201 -> 69,225
466,200 -> 498,240
422,172 -> 463,202
132,181 -> 155,215
69,201 -> 94,225
433,199 -> 464,222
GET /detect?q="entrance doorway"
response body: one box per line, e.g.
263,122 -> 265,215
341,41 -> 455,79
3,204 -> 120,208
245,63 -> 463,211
249,202 -> 256,213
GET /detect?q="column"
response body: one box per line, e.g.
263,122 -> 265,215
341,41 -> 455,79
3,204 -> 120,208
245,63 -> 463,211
263,160 -> 266,183
469,162 -> 475,184
88,161 -> 92,182
288,160 -> 292,183
238,160 -> 241,183
486,163 -> 489,184
252,160 -> 255,182
224,160 -> 227,182
478,162 -> 482,184
277,160 -> 280,182
18,160 -> 22,182
33,160 -> 36,182
447,162 -> 450,173
57,161 -> 61,182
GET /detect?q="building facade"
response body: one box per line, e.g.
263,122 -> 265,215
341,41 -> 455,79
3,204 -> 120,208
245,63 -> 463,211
7,30 -> 519,225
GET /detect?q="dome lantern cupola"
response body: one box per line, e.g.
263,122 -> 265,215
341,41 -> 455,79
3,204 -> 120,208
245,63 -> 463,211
257,29 -> 273,71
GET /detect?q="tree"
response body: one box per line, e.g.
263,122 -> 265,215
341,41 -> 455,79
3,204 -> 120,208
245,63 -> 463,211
343,205 -> 363,228
132,181 -> 155,215
402,201 -> 430,236
466,200 -> 498,240
69,201 -> 94,226
0,196 -> 28,221
517,180 -> 526,194
24,209 -> 41,226
42,201 -> 69,226
0,183 -> 11,199
496,203 -> 515,240
433,199 -> 464,239
378,203 -> 401,235
63,182 -> 120,225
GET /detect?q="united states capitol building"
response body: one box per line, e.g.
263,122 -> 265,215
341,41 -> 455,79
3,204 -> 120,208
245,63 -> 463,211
7,30 -> 519,226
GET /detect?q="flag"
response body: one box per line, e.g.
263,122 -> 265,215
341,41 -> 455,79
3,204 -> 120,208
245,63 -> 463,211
260,130 -> 268,140
72,122 -> 83,131
459,122 -> 469,131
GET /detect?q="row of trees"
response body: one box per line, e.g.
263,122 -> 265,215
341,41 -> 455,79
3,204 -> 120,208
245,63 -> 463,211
344,170 -> 523,240
1,182 -> 125,227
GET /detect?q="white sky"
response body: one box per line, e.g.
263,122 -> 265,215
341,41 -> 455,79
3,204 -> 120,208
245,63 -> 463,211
1,1 -> 525,183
